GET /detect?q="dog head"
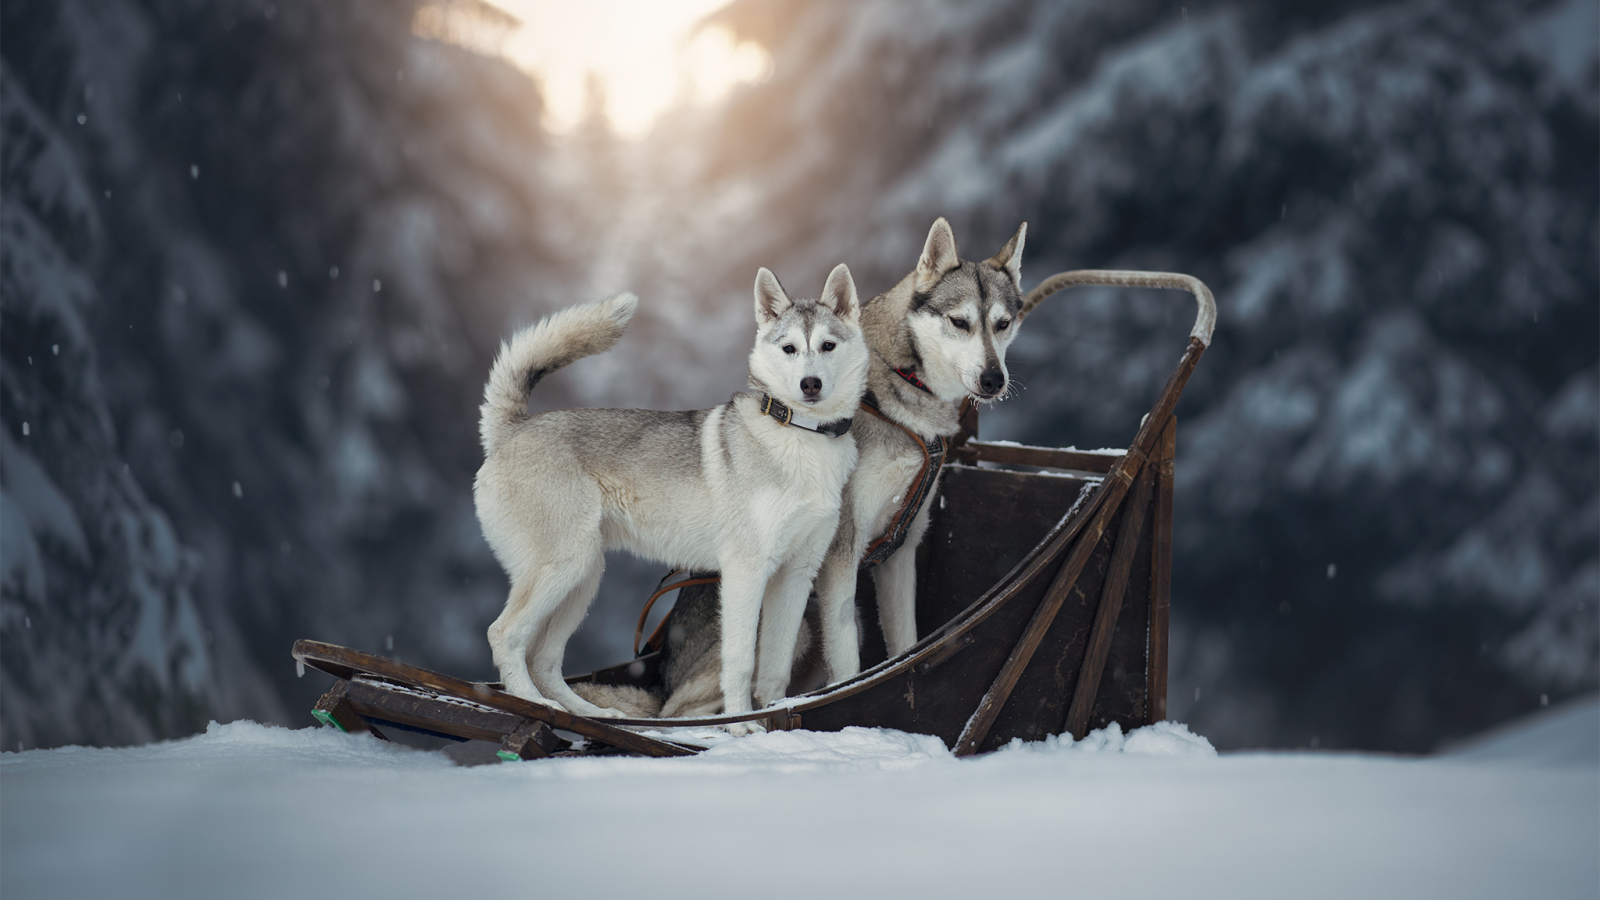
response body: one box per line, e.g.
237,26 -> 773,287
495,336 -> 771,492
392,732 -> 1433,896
749,263 -> 869,423
903,218 -> 1027,402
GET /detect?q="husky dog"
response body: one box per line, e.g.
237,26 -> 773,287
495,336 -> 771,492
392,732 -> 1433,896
656,218 -> 1027,717
474,265 -> 869,730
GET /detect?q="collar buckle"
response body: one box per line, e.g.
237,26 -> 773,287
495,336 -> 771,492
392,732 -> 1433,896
762,394 -> 793,425
760,393 -> 849,437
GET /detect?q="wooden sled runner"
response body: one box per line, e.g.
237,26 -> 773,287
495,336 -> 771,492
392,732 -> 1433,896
293,269 -> 1216,759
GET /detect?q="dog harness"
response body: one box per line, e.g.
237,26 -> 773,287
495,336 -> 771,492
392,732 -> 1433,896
759,393 -> 853,437
856,394 -> 947,568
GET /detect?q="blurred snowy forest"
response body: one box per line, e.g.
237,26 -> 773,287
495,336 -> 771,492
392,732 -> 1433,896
2,0 -> 1595,753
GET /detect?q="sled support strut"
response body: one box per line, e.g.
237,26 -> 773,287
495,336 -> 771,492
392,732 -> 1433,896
954,267 -> 1209,756
1065,463 -> 1155,739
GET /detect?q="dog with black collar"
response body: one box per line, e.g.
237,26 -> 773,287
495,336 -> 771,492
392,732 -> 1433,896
474,264 -> 867,731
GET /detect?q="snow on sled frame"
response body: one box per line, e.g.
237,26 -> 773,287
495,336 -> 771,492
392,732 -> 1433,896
293,269 -> 1216,760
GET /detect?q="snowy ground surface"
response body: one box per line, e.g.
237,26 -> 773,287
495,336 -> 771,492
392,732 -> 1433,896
4,701 -> 1596,900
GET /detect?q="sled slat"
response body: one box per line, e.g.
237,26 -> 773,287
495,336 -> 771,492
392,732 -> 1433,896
311,681 -> 385,739
341,679 -> 522,744
498,721 -> 567,760
294,642 -> 698,757
951,441 -> 1121,473
766,707 -> 803,732
1148,417 -> 1176,724
1065,466 -> 1155,739
913,632 -> 975,676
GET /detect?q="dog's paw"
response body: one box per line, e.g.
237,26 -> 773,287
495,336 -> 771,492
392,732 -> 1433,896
722,719 -> 767,737
503,683 -> 565,712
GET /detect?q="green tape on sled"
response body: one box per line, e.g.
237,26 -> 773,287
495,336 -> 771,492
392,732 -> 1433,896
496,750 -> 521,762
311,708 -> 348,733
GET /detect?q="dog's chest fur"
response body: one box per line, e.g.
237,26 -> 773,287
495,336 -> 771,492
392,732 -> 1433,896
848,415 -> 929,539
597,392 -> 857,570
840,283 -> 968,542
710,395 -> 858,529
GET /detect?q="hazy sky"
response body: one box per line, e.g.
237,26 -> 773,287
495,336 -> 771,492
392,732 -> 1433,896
460,0 -> 771,136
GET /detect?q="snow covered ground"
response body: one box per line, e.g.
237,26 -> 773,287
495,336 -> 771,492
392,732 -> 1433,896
3,700 -> 1596,900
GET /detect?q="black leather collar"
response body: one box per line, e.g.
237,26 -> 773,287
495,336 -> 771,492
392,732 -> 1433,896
760,394 -> 853,437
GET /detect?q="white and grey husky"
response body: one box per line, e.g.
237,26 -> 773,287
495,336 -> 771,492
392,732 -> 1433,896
655,218 -> 1028,717
473,264 -> 868,730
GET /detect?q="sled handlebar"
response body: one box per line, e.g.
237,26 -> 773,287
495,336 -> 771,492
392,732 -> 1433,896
1019,269 -> 1217,347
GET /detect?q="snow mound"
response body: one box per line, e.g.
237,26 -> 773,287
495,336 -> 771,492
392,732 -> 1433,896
1,719 -> 452,775
996,719 -> 1218,757
700,725 -> 953,770
1443,695 -> 1600,769
651,720 -> 1211,771
487,726 -> 957,781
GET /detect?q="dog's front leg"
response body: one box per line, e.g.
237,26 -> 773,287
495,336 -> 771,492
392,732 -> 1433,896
874,494 -> 935,658
814,542 -> 863,686
716,565 -> 767,737
752,559 -> 817,709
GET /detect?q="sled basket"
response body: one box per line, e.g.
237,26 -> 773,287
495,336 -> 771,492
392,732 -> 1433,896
293,269 -> 1216,759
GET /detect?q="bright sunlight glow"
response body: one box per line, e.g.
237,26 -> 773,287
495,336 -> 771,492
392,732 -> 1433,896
414,0 -> 772,138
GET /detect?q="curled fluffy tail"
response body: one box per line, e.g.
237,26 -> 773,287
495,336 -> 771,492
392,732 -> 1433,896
479,291 -> 639,454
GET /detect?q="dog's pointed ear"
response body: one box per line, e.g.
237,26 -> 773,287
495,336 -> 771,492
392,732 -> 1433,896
916,217 -> 960,292
819,263 -> 858,324
988,222 -> 1026,288
754,267 -> 791,323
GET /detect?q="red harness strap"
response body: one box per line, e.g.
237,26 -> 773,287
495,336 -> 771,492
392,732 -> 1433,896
892,367 -> 934,393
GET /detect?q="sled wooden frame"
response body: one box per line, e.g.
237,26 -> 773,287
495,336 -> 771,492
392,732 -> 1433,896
293,269 -> 1215,759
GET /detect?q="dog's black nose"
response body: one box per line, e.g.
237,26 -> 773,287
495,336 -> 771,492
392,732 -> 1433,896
979,367 -> 1006,397
801,376 -> 822,400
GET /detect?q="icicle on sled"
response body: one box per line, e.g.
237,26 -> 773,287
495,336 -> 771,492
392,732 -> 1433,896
293,269 -> 1217,760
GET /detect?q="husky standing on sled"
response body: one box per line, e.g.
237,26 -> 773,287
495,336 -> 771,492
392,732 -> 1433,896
657,218 -> 1028,717
473,265 -> 869,730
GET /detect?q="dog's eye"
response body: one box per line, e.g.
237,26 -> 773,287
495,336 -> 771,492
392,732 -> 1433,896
783,344 -> 798,355
820,341 -> 836,352
950,317 -> 971,332
996,319 -> 1011,332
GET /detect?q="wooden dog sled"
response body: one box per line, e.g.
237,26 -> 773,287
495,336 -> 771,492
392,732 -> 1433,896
293,269 -> 1216,760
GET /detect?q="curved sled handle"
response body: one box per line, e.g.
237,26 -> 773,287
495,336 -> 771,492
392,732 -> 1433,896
1019,269 -> 1217,347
